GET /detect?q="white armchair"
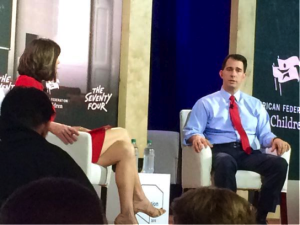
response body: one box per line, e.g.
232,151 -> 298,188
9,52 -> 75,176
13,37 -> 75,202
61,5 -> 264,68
46,131 -> 112,210
180,109 -> 291,224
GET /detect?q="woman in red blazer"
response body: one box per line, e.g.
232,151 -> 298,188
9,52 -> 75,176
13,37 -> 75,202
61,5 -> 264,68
15,38 -> 165,224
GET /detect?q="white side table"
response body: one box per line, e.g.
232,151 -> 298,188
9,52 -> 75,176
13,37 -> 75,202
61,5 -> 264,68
106,173 -> 170,224
287,180 -> 300,224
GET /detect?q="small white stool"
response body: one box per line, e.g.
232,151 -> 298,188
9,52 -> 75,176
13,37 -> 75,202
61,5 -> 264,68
106,173 -> 170,224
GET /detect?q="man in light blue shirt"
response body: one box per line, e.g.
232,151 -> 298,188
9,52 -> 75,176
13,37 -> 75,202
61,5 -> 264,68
183,54 -> 290,224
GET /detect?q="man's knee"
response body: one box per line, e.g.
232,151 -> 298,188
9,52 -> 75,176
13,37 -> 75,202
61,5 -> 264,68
272,156 -> 288,174
213,153 -> 237,172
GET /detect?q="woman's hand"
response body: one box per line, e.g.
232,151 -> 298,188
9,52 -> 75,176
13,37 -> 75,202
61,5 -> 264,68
72,126 -> 91,132
49,122 -> 79,144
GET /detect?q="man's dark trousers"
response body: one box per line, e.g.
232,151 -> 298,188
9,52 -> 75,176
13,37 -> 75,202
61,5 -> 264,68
212,142 -> 288,212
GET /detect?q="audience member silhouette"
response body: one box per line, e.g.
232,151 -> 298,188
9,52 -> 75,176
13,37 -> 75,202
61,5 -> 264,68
0,87 -> 96,207
0,178 -> 107,224
172,187 -> 256,224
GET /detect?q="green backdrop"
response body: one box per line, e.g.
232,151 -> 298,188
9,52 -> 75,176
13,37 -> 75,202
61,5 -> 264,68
253,0 -> 299,180
0,0 -> 12,75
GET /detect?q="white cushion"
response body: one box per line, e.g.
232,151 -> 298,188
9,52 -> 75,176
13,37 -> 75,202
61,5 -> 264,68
236,171 -> 262,190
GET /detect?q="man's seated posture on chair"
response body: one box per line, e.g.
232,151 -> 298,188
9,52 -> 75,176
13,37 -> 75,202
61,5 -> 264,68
183,54 -> 290,224
0,87 -> 97,207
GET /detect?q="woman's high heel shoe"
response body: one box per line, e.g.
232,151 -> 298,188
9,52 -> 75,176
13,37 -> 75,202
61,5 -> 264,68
134,201 -> 166,218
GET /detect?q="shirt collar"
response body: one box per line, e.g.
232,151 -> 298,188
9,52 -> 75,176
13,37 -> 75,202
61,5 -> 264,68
220,88 -> 241,102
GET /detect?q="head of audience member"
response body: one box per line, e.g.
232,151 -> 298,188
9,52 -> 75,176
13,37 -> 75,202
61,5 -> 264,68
0,178 -> 107,224
18,38 -> 61,82
0,87 -> 54,137
172,187 -> 256,224
219,54 -> 247,94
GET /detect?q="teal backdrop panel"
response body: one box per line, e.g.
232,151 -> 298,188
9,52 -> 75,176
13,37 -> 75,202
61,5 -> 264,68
253,0 -> 299,180
0,50 -> 8,75
0,0 -> 12,48
0,0 -> 12,76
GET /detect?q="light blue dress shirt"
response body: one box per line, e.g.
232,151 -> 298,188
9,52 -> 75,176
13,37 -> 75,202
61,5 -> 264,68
183,88 -> 276,150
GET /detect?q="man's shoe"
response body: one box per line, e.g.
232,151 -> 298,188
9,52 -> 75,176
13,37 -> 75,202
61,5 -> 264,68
256,209 -> 268,224
256,218 -> 268,224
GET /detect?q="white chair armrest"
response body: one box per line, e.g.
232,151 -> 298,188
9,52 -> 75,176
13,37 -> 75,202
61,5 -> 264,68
102,165 -> 112,187
89,164 -> 102,184
182,145 -> 212,189
264,147 -> 291,163
89,164 -> 112,186
46,131 -> 112,187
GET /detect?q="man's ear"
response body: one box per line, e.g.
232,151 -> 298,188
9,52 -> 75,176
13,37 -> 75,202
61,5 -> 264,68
36,121 -> 51,138
45,121 -> 51,130
42,121 -> 51,137
219,70 -> 223,79
242,72 -> 246,80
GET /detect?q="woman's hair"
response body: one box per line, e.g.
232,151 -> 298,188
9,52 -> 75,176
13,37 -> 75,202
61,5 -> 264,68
18,38 -> 61,82
172,187 -> 256,224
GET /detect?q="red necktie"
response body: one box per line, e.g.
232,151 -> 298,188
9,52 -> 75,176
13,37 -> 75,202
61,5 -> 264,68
229,95 -> 251,154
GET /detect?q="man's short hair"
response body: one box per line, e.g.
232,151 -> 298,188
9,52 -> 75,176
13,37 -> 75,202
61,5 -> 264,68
222,54 -> 247,72
1,87 -> 55,129
172,187 -> 256,224
0,178 -> 107,224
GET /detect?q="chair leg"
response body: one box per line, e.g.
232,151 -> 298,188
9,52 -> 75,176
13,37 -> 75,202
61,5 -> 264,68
252,190 -> 260,209
101,186 -> 108,214
280,192 -> 288,225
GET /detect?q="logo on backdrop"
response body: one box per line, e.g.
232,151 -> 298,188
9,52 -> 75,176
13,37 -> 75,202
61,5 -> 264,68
272,56 -> 300,96
0,74 -> 14,89
46,79 -> 60,94
267,56 -> 300,130
85,85 -> 113,112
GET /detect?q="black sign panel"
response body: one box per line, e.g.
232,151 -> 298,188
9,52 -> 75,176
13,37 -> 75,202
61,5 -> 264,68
253,0 -> 299,180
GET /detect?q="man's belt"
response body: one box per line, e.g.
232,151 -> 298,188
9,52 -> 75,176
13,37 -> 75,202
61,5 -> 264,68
213,142 -> 242,149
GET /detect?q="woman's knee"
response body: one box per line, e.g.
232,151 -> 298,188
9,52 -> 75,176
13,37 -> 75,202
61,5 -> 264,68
112,127 -> 131,142
115,140 -> 135,158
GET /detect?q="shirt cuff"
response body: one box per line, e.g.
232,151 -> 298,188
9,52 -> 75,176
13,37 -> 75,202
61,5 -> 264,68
263,135 -> 276,148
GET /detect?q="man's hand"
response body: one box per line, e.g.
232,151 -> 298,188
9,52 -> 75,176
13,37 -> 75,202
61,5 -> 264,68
271,137 -> 290,156
49,122 -> 79,144
188,135 -> 213,153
